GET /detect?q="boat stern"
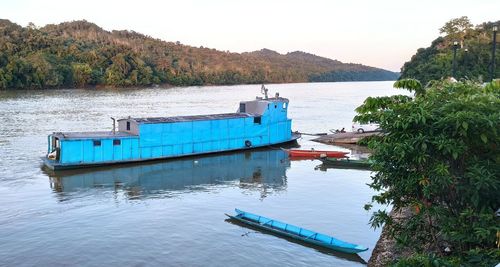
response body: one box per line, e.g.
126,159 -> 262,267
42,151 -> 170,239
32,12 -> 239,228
352,245 -> 369,253
41,157 -> 59,170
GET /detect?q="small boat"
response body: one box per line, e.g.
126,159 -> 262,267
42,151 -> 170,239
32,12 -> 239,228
226,209 -> 368,254
286,149 -> 348,158
319,157 -> 372,170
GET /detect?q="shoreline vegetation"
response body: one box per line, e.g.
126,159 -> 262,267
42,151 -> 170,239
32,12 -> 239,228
359,79 -> 499,266
0,19 -> 398,90
400,17 -> 500,84
364,17 -> 500,266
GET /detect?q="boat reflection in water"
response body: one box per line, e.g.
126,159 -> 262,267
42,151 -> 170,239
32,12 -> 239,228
47,148 -> 290,200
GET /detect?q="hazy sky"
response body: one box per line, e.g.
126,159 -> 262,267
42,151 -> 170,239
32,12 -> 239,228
1,0 -> 498,71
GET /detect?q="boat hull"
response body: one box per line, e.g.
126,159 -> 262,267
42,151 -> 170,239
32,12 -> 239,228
43,134 -> 300,171
287,150 -> 348,158
226,209 -> 368,254
319,158 -> 372,170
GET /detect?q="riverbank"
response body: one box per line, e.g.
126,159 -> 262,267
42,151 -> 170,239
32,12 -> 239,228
367,208 -> 414,266
0,79 -> 399,91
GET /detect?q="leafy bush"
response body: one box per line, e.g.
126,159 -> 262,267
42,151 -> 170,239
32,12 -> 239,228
357,79 -> 500,262
392,249 -> 500,267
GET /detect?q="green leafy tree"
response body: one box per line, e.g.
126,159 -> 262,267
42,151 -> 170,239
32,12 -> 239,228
401,18 -> 500,84
439,16 -> 473,43
393,78 -> 424,96
72,63 -> 92,87
357,80 -> 500,264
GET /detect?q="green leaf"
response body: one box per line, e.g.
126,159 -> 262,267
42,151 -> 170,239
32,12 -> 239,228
462,122 -> 468,130
480,134 -> 487,143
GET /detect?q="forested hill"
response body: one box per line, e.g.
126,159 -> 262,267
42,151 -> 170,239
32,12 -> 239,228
400,17 -> 500,84
0,19 -> 399,89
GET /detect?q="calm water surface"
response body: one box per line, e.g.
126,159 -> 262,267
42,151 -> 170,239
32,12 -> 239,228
0,82 -> 397,266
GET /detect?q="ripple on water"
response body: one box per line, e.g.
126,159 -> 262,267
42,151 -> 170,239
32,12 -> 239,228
0,82 -> 398,266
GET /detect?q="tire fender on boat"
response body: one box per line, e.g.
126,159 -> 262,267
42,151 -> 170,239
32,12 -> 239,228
245,140 -> 252,147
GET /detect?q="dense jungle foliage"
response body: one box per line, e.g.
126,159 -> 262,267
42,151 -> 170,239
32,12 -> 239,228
0,19 -> 398,89
400,16 -> 500,85
357,79 -> 500,266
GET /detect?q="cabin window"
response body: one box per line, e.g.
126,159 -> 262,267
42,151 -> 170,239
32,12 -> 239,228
126,121 -> 131,131
254,116 -> 261,124
274,104 -> 277,108
113,139 -> 121,146
93,140 -> 101,146
283,102 -> 287,109
239,103 -> 246,113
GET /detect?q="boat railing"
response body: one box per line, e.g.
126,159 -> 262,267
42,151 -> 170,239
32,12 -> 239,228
305,232 -> 318,240
262,219 -> 274,226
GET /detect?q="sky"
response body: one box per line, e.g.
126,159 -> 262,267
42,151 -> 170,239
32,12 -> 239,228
0,0 -> 498,71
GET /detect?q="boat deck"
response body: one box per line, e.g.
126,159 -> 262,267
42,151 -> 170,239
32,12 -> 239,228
312,131 -> 382,144
52,131 -> 138,140
131,112 -> 256,124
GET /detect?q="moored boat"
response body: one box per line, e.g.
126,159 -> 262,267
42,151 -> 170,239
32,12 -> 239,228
226,209 -> 369,254
319,157 -> 372,170
43,87 -> 299,170
286,149 -> 348,158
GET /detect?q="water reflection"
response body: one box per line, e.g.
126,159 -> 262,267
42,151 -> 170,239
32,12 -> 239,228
46,148 -> 290,200
225,218 -> 367,265
333,143 -> 372,159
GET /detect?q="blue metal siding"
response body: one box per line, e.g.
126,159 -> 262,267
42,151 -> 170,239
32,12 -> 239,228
82,140 -> 94,162
162,145 -> 173,157
93,141 -> 103,162
220,139 -> 229,150
183,143 -> 193,154
141,146 -> 152,158
151,146 -> 162,158
122,139 -> 132,160
113,142 -> 122,161
102,140 -> 113,161
140,123 -> 162,147
193,143 -> 202,153
131,139 -> 139,159
60,137 -> 139,164
56,99 -> 293,166
61,140 -> 82,163
173,144 -> 182,155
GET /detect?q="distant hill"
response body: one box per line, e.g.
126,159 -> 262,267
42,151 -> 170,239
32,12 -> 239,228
400,17 -> 500,84
0,19 -> 399,89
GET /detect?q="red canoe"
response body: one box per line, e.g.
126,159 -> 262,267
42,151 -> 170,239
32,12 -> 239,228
286,149 -> 348,158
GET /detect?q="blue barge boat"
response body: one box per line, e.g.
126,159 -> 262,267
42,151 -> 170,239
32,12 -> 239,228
43,90 -> 299,170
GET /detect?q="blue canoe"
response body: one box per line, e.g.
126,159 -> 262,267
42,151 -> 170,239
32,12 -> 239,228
226,209 -> 368,254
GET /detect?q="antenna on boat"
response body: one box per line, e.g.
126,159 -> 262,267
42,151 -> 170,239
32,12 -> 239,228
261,84 -> 269,99
111,117 -> 116,135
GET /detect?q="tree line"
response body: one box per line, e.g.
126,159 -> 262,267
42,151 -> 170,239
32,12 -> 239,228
0,19 -> 398,89
400,17 -> 500,84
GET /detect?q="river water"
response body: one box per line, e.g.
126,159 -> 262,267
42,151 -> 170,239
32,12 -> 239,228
0,81 -> 398,266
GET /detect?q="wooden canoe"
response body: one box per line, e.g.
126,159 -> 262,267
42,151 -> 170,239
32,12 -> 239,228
319,157 -> 372,170
226,209 -> 368,254
286,149 -> 348,159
